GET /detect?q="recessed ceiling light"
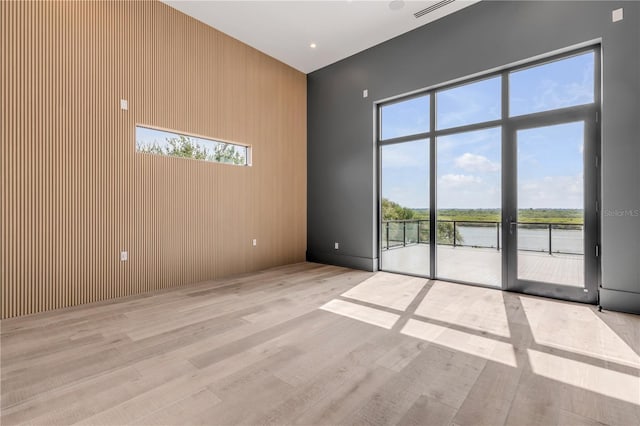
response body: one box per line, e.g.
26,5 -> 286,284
310,43 -> 317,49
389,0 -> 405,11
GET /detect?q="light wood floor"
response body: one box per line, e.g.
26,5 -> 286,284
1,262 -> 639,426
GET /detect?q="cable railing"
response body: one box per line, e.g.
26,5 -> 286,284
382,219 -> 584,255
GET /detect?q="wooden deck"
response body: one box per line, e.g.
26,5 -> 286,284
1,262 -> 638,425
381,245 -> 584,287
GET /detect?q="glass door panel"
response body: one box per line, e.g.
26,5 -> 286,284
516,122 -> 585,287
380,140 -> 430,276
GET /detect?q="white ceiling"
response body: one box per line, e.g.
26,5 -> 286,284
162,0 -> 480,74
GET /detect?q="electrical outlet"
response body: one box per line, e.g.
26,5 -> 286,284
120,251 -> 128,261
363,89 -> 368,98
334,242 -> 339,250
120,99 -> 128,110
252,239 -> 257,247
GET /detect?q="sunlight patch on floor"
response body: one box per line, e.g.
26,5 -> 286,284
521,297 -> 640,369
318,271 -> 640,407
415,281 -> 511,338
320,299 -> 399,329
401,319 -> 518,367
527,349 -> 640,406
341,273 -> 427,311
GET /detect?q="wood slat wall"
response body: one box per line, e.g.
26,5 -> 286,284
1,1 -> 307,319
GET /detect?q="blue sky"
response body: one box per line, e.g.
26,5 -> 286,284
381,139 -> 429,208
517,122 -> 584,209
381,51 -> 594,210
136,126 -> 209,150
437,76 -> 500,130
380,95 -> 430,140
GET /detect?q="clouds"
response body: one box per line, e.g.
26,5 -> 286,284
454,153 -> 500,173
515,122 -> 584,209
510,52 -> 594,116
518,174 -> 583,209
379,53 -> 592,213
439,151 -> 500,201
438,173 -> 500,208
382,143 -> 428,169
530,79 -> 593,112
437,126 -> 501,156
439,173 -> 482,188
436,127 -> 501,209
436,76 -> 501,129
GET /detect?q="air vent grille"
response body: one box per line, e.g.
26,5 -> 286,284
414,0 -> 455,18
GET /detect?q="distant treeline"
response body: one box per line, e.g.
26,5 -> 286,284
381,200 -> 587,247
401,207 -> 584,225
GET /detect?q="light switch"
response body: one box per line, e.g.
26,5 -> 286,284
120,251 -> 128,261
120,99 -> 128,110
363,89 -> 368,98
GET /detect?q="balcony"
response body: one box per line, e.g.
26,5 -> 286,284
381,220 -> 584,288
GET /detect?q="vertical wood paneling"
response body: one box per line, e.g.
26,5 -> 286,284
1,0 -> 307,319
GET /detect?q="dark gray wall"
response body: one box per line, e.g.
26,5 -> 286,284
307,1 -> 640,313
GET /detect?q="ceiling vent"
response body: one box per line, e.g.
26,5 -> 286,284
414,0 -> 455,19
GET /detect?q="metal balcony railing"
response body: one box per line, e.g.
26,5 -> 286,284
382,220 -> 584,255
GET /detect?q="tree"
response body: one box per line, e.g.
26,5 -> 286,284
136,141 -> 164,155
213,143 -> 244,165
136,135 -> 246,165
381,198 -> 463,245
381,198 -> 417,221
437,221 -> 461,245
165,135 -> 210,160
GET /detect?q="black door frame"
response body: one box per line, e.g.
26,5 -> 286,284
377,44 -> 601,304
503,106 -> 601,304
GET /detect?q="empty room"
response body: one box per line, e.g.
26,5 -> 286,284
1,1 -> 639,425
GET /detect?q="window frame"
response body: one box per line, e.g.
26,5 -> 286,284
376,44 -> 601,287
377,44 -> 599,146
135,123 -> 252,167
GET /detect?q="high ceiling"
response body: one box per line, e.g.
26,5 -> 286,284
162,1 -> 480,74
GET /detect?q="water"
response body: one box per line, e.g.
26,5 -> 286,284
382,223 -> 584,254
458,225 -> 583,254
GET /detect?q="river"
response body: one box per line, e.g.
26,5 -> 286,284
457,225 -> 583,254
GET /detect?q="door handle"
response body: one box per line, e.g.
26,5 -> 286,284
508,218 -> 517,235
